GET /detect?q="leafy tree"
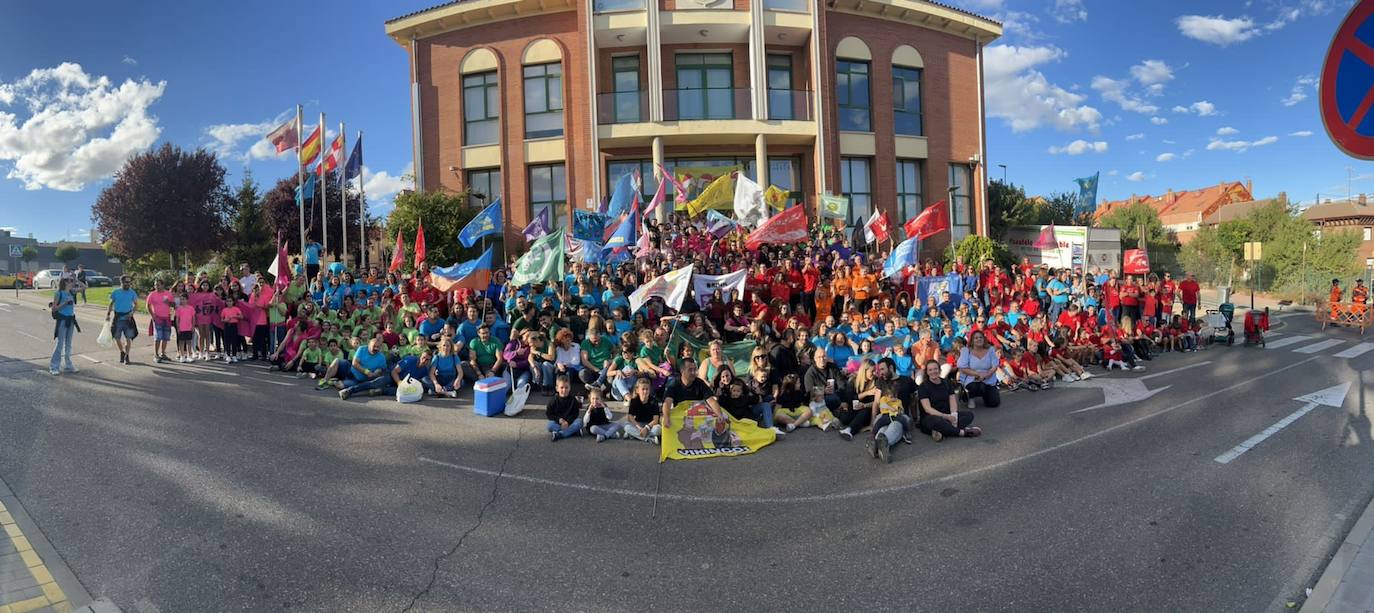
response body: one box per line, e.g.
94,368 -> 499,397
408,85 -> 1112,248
945,234 -> 1013,270
261,170 -> 368,263
222,175 -> 275,272
53,243 -> 79,264
91,144 -> 233,260
384,189 -> 491,272
1097,200 -> 1166,246
20,246 -> 37,271
988,180 -> 1079,238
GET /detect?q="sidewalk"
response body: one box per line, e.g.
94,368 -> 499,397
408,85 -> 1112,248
0,475 -> 92,613
1198,287 -> 1314,313
1303,493 -> 1374,612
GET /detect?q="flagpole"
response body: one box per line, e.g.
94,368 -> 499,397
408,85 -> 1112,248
295,105 -> 305,264
358,130 -> 367,271
340,121 -> 347,269
319,112 -> 327,257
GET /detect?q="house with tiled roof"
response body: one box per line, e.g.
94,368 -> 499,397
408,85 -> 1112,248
1201,192 -> 1289,227
1093,180 -> 1254,244
1302,195 -> 1374,267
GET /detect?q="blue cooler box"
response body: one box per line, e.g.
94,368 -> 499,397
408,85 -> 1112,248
474,377 -> 508,417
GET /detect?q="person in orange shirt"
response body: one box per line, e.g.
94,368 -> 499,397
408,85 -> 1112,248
850,265 -> 872,311
1331,278 -> 1344,320
814,284 -> 835,322
831,274 -> 852,315
1353,279 -> 1368,319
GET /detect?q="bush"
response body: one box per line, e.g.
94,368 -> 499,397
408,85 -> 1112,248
945,235 -> 1013,270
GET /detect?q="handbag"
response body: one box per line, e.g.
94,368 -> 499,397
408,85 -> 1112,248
396,376 -> 423,404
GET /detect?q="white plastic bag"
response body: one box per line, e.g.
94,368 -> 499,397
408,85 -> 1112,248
96,322 -> 113,348
504,383 -> 530,416
396,376 -> 423,404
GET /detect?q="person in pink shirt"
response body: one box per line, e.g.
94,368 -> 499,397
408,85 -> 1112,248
173,292 -> 196,363
189,280 -> 219,361
219,297 -> 245,363
248,283 -> 275,361
236,296 -> 259,362
146,279 -> 176,363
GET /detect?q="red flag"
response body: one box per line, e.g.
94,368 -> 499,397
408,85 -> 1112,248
745,204 -> 808,250
1033,223 -> 1057,250
904,200 -> 950,240
320,133 -> 344,175
389,228 -> 406,273
265,119 -> 298,154
866,210 -> 891,243
414,219 -> 427,269
274,243 -> 290,292
1123,248 -> 1150,274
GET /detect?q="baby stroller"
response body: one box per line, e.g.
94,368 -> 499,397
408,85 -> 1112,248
1205,304 -> 1235,346
1243,308 -> 1269,347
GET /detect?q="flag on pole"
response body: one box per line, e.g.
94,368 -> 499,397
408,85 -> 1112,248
904,200 -> 950,239
1033,224 -> 1057,250
299,124 -> 322,166
1123,248 -> 1150,274
883,236 -> 920,279
607,173 -> 636,218
864,210 -> 891,243
763,185 -> 789,211
604,203 -> 638,251
268,238 -> 292,291
265,118 -> 298,154
733,174 -> 767,228
388,228 -> 406,273
511,229 -> 566,286
523,206 -> 551,241
686,173 -> 735,217
657,163 -> 688,205
745,204 -> 808,250
414,219 -> 427,268
295,172 -> 317,203
705,210 -> 737,237
1074,172 -> 1100,215
628,264 -> 694,315
458,200 -> 503,248
320,133 -> 345,175
344,134 -> 363,182
635,221 -> 653,255
820,194 -> 849,220
430,247 -> 494,292
644,174 -> 666,218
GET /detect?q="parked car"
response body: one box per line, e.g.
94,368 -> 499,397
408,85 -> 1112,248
84,270 -> 113,287
31,269 -> 63,289
0,271 -> 30,289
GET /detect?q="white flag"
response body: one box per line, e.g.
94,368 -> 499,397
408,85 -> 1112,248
629,264 -> 694,315
864,210 -> 882,243
692,270 -> 748,306
733,174 -> 767,228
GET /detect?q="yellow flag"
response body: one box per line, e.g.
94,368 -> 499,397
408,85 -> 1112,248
660,400 -> 777,462
763,185 -> 789,210
687,173 -> 735,217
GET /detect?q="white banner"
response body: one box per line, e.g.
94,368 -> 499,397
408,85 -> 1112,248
692,270 -> 747,306
733,174 -> 766,228
629,264 -> 694,315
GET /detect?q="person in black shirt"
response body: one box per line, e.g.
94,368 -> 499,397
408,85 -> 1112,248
622,377 -> 662,444
804,348 -> 866,440
546,375 -> 585,442
661,357 -> 720,428
915,360 -> 982,442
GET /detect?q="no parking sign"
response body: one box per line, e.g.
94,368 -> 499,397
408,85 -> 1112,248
1321,1 -> 1374,159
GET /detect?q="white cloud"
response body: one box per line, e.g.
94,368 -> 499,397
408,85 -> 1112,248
1216,126 -> 1239,135
1125,133 -> 1144,140
1176,15 -> 1260,45
1127,171 -> 1146,182
121,56 -> 137,66
204,109 -> 295,163
1172,100 -> 1218,116
1151,116 -> 1168,125
361,162 -> 414,211
1290,130 -> 1314,137
1051,0 -> 1087,23
1092,76 -> 1159,114
1048,140 -> 1109,155
1162,139 -> 1177,144
1282,74 -> 1318,106
0,62 -> 165,191
1107,170 -> 1119,176
1206,135 -> 1279,152
1130,60 -> 1174,86
984,45 -> 1102,133
1156,152 -> 1177,162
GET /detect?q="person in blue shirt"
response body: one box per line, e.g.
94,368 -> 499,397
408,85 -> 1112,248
329,337 -> 391,399
386,351 -> 433,396
304,240 -> 322,282
105,275 -> 140,364
418,305 -> 447,345
454,304 -> 481,347
936,291 -> 958,321
1046,269 -> 1072,322
49,278 -> 78,375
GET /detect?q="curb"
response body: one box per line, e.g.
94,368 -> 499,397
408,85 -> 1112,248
1301,490 -> 1374,612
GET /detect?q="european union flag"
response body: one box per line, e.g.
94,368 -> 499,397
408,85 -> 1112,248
458,199 -> 503,248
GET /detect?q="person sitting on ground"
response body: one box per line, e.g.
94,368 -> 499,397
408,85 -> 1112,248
916,359 -> 982,442
579,326 -> 615,389
430,338 -> 464,397
956,332 -> 1002,409
331,337 -> 393,399
660,356 -> 723,429
546,375 -> 585,442
805,348 -> 867,440
622,377 -> 662,444
385,348 -> 434,400
866,358 -> 915,463
464,324 -> 505,383
1003,345 -> 1051,392
287,337 -> 324,379
585,387 -> 622,442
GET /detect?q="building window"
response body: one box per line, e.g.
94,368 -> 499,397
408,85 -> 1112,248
840,157 -> 872,227
463,71 -> 499,146
836,60 -> 870,132
949,164 -> 973,241
764,0 -> 808,11
523,63 -> 563,139
1364,227 -> 1371,241
896,159 -> 923,222
606,159 -> 654,204
529,163 -> 568,232
767,157 -> 801,208
892,66 -> 922,137
466,168 -> 501,204
675,53 -> 734,120
1367,257 -> 1373,269
612,56 -> 641,123
767,54 -> 793,120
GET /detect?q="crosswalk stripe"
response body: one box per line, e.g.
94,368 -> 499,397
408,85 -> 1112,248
1263,335 -> 1313,349
1334,342 -> 1374,359
1294,339 -> 1345,354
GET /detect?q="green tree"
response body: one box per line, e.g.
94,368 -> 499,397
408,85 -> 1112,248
20,246 -> 37,271
91,144 -> 233,260
261,171 -> 368,261
945,234 -> 1013,270
222,175 -> 275,272
384,189 -> 490,272
1097,200 -> 1167,246
987,179 -> 1028,239
53,243 -> 79,264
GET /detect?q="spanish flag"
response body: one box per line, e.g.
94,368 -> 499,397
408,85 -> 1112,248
299,124 -> 322,167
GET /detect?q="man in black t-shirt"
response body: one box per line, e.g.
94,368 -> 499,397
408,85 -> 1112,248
662,357 -> 718,427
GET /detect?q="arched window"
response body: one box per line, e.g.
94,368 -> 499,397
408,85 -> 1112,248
460,48 -> 500,146
892,45 -> 924,137
835,37 -> 871,132
522,39 -> 564,139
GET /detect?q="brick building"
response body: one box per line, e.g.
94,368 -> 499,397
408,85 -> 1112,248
384,0 -> 1000,257
1094,180 -> 1255,244
1302,195 -> 1374,269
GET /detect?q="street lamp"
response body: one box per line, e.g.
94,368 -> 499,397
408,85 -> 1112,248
997,164 -> 1007,183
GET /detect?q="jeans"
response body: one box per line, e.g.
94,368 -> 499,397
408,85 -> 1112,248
963,381 -> 1001,408
510,366 -> 532,391
873,414 -> 912,447
343,375 -> 392,396
579,366 -> 607,388
538,361 -> 556,390
590,422 -> 625,439
622,421 -> 661,441
1182,303 -> 1197,322
433,371 -> 463,393
611,374 -> 636,400
50,321 -> 75,372
1048,301 -> 1066,323
548,418 -> 584,440
920,411 -> 975,437
751,401 -> 775,429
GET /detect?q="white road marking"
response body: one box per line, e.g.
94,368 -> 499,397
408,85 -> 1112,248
1139,361 -> 1211,380
78,354 -> 100,364
1293,339 -> 1345,354
1263,335 -> 1314,349
14,329 -> 43,341
0,305 -> 11,312
1333,342 -> 1374,359
1215,382 -> 1351,464
419,356 -> 1323,504
252,378 -> 293,387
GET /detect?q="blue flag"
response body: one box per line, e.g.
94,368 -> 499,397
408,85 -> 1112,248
705,210 -> 737,238
458,200 -> 503,248
430,246 -> 494,292
604,204 -> 638,250
573,210 -> 608,242
295,172 -> 317,203
577,239 -> 606,263
1074,172 -> 1099,214
607,172 -> 636,218
884,236 -> 919,279
344,135 -> 363,182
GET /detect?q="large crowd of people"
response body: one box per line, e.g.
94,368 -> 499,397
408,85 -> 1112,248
50,215 -> 1216,461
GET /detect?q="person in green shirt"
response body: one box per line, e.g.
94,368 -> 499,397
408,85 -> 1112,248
285,274 -> 308,305
636,328 -> 670,380
394,294 -> 421,331
579,326 -> 614,388
397,335 -> 428,359
608,343 -> 641,401
289,337 -> 325,378
464,324 -> 505,382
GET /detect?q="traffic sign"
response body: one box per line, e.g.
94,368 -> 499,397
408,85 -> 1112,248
1244,241 -> 1263,261
7,245 -> 20,258
1321,1 -> 1374,159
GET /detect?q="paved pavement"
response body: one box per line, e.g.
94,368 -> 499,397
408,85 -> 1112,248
2,289 -> 1374,611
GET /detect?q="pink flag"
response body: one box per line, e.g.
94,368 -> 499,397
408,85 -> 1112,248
1033,224 -> 1057,250
658,163 -> 688,205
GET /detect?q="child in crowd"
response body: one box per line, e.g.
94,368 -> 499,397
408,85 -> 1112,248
290,337 -> 324,378
219,296 -> 244,363
585,388 -> 621,442
174,293 -> 196,363
622,378 -> 661,444
546,376 -> 584,442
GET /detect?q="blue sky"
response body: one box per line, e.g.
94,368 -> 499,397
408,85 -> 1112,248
0,0 -> 1363,243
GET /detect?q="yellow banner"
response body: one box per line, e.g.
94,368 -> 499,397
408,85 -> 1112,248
659,400 -> 777,462
764,185 -> 789,210
674,165 -> 738,212
686,173 -> 736,217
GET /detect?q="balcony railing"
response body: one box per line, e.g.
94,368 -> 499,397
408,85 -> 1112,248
597,91 -> 648,125
593,0 -> 644,13
766,89 -> 813,121
663,88 -> 752,121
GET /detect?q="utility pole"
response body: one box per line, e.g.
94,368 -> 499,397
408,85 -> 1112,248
1301,241 -> 1307,306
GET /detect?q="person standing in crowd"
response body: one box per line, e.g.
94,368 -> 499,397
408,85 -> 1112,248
49,278 -> 79,375
304,238 -> 322,282
105,275 -> 139,365
75,264 -> 89,304
1178,272 -> 1200,323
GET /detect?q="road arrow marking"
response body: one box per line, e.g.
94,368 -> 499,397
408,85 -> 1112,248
1069,381 -> 1172,414
1214,382 -> 1351,464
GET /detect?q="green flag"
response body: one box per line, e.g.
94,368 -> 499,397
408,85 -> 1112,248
665,327 -> 756,377
511,229 -> 566,287
820,194 -> 849,220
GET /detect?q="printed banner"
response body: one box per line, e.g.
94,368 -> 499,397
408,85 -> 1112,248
573,210 -> 609,242
1124,248 -> 1150,274
666,328 -> 755,377
673,165 -> 740,210
692,270 -> 748,306
915,273 -> 979,308
660,400 -> 778,462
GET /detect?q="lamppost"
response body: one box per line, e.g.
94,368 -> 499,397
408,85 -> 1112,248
997,164 -> 1007,183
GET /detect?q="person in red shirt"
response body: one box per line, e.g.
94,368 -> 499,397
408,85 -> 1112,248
800,260 -> 821,319
1142,288 -> 1159,326
1102,278 -> 1121,325
1160,272 -> 1177,318
1178,272 -> 1201,323
1120,276 -> 1141,324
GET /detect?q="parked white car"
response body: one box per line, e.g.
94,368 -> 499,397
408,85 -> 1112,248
31,269 -> 64,289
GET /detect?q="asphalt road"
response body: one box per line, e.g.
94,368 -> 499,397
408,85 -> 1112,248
0,292 -> 1371,612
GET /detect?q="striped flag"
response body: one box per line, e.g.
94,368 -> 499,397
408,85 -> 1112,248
319,133 -> 344,176
264,118 -> 298,154
299,124 -> 322,166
